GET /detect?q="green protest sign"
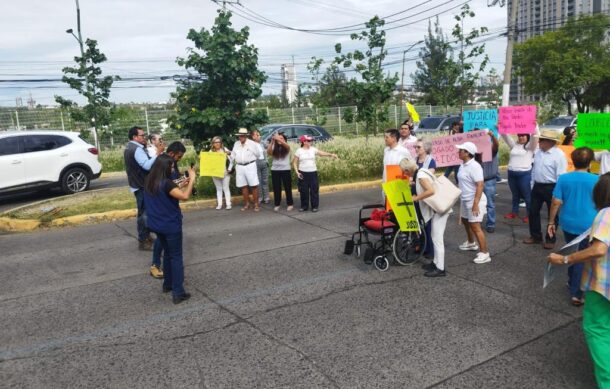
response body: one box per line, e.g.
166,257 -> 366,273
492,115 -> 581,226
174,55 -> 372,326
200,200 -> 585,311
575,113 -> 610,149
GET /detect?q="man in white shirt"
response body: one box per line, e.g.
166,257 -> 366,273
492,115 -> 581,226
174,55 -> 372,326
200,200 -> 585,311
383,128 -> 413,183
523,130 -> 568,249
231,128 -> 261,211
397,120 -> 418,148
594,150 -> 610,175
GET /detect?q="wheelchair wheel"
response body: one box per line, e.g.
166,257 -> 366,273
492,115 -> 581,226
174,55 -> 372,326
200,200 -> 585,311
392,228 -> 426,266
373,255 -> 390,272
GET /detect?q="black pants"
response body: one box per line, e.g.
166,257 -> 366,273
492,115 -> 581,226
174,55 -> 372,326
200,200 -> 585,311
298,171 -> 319,210
271,170 -> 293,206
529,183 -> 557,242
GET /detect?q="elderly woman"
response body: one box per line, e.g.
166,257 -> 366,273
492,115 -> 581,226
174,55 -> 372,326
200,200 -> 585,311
548,173 -> 610,388
399,158 -> 451,277
414,140 -> 436,173
455,142 -> 490,264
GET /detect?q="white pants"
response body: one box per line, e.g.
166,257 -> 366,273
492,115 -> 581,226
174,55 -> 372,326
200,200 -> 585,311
430,211 -> 450,271
212,175 -> 231,206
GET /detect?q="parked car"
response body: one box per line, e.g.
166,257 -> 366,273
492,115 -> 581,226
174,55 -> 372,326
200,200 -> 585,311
260,124 -> 333,144
0,130 -> 102,195
415,115 -> 461,134
541,115 -> 577,134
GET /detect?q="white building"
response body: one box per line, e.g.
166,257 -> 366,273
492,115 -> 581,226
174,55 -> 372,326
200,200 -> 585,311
281,64 -> 298,105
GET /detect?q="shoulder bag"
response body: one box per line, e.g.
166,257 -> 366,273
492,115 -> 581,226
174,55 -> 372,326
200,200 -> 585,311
418,169 -> 462,214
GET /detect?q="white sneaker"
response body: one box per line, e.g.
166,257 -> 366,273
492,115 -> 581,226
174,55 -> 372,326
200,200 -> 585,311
287,205 -> 294,211
226,205 -> 232,210
216,204 -> 222,210
473,252 -> 491,264
274,206 -> 280,211
459,241 -> 479,251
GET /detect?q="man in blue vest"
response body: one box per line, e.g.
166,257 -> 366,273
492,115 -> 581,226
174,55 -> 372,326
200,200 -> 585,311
124,126 -> 164,251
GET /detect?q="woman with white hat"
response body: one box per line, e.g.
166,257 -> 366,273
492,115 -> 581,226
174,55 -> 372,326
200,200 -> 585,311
456,141 -> 490,264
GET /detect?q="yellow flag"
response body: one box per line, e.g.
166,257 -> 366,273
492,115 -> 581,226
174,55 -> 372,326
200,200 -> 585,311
406,102 -> 420,122
382,179 -> 420,232
199,152 -> 226,178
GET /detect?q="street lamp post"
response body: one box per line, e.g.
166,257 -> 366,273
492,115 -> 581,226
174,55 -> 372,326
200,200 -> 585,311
399,40 -> 423,121
66,0 -> 99,150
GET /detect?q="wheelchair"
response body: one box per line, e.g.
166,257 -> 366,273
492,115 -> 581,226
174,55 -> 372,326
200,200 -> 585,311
343,203 -> 427,272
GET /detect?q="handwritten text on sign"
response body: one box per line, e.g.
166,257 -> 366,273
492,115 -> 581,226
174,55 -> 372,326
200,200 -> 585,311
431,130 -> 492,168
498,105 -> 537,134
463,109 -> 498,136
574,113 -> 610,150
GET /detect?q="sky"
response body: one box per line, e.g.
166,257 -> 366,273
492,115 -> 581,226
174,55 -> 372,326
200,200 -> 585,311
0,0 -> 508,107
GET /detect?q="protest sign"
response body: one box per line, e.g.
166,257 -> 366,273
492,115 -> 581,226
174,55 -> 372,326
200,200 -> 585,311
431,130 -> 492,168
498,105 -> 537,134
199,152 -> 226,177
557,145 -> 575,172
406,102 -> 420,122
384,165 -> 407,211
463,109 -> 498,136
382,179 -> 420,232
574,113 -> 610,149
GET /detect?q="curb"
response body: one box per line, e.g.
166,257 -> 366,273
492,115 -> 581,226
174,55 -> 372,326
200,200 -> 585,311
0,179 -> 382,233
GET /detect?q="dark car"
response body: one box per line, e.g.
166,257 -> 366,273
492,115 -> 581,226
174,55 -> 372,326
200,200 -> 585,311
260,124 -> 333,144
415,115 -> 461,134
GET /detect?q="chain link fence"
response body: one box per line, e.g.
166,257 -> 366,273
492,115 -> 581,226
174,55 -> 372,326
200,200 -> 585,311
0,104 -> 486,149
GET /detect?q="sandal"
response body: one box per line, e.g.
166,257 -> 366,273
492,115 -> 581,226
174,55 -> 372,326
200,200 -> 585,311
571,297 -> 584,307
254,206 -> 261,212
241,205 -> 250,211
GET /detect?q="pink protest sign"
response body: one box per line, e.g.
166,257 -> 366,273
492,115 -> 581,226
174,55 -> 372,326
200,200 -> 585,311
431,130 -> 492,168
498,105 -> 537,134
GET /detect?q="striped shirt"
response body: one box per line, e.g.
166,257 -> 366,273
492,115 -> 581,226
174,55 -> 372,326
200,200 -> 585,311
582,207 -> 610,301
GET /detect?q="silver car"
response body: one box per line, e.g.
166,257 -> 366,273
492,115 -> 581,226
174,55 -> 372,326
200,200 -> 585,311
540,116 -> 576,134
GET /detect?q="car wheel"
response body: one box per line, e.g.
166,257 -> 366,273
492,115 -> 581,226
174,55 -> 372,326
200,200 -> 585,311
61,168 -> 90,194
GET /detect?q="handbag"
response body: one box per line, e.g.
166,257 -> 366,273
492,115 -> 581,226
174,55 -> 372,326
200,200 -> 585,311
419,169 -> 461,214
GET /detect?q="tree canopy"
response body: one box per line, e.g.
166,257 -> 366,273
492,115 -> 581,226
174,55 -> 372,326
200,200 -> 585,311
171,10 -> 268,150
514,14 -> 610,113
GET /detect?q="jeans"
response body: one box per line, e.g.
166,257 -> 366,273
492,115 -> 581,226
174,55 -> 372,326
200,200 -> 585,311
529,183 -> 557,242
563,231 -> 587,300
507,170 -> 532,215
256,160 -> 269,202
158,231 -> 185,297
443,165 -> 459,184
152,237 -> 162,268
483,179 -> 496,228
133,189 -> 150,242
271,170 -> 293,206
298,171 -> 319,210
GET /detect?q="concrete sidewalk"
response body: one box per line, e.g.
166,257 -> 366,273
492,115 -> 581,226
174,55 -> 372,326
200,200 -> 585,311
0,184 -> 595,388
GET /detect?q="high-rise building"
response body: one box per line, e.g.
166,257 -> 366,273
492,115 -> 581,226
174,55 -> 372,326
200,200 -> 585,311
508,0 -> 610,102
281,64 -> 298,105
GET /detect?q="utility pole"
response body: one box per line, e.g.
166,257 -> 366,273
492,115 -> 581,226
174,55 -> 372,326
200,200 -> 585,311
494,0 -> 518,107
399,40 -> 423,120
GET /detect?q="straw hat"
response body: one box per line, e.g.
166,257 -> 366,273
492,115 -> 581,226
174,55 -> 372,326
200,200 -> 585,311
535,129 -> 561,142
235,128 -> 249,136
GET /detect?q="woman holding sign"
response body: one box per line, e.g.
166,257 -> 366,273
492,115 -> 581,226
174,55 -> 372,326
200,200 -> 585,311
456,142 -> 490,264
210,136 -> 233,210
500,127 -> 539,223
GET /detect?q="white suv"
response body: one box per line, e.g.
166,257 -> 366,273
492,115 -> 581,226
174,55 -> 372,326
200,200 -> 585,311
0,130 -> 102,195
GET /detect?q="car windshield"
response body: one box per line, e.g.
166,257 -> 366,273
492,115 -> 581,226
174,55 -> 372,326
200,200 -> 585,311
418,117 -> 444,129
260,125 -> 284,137
545,117 -> 573,126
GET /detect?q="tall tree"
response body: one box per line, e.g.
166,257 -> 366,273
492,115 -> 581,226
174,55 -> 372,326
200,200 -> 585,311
514,14 -> 610,114
307,63 -> 354,107
55,39 -> 119,147
330,16 -> 398,135
411,18 -> 460,106
452,4 -> 489,109
171,10 -> 268,150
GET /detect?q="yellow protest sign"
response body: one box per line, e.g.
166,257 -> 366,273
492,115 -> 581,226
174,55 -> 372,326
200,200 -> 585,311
199,152 -> 226,178
406,102 -> 420,122
382,179 -> 420,232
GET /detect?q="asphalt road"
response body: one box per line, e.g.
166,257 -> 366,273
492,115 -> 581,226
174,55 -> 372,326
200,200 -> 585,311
0,185 -> 596,388
0,174 -> 128,214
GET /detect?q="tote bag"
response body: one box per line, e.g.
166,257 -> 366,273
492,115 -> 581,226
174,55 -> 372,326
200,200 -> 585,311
419,169 -> 461,214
